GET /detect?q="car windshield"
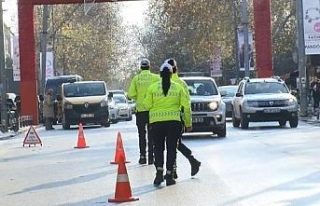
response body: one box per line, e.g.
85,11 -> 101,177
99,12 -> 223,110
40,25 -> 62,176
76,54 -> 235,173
219,86 -> 237,97
113,95 -> 127,104
63,82 -> 106,97
244,82 -> 289,95
184,79 -> 218,96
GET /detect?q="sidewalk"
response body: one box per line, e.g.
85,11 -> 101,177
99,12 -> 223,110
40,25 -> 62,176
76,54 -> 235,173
300,114 -> 320,124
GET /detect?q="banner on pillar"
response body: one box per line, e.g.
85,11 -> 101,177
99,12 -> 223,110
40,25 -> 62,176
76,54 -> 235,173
12,36 -> 20,81
40,52 -> 55,79
210,46 -> 222,77
238,30 -> 255,71
303,0 -> 320,55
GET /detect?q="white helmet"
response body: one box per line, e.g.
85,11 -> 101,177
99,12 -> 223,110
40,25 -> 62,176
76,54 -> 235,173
140,58 -> 150,67
165,58 -> 177,67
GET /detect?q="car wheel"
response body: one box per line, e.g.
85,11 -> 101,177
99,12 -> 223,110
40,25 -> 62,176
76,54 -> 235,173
126,115 -> 132,121
279,120 -> 286,127
101,118 -> 111,127
240,110 -> 249,129
216,122 -> 226,138
62,115 -> 70,130
232,109 -> 240,127
289,116 -> 298,128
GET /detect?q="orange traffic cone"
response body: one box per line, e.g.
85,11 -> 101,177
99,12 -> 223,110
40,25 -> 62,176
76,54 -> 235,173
108,154 -> 139,203
110,132 -> 130,164
74,123 -> 89,149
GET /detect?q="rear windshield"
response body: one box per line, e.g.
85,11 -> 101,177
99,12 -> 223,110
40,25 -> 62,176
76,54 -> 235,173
63,83 -> 106,97
183,79 -> 218,96
113,95 -> 127,104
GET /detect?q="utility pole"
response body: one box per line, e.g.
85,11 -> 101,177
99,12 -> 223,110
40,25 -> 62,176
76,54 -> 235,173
241,0 -> 250,77
0,1 -> 8,132
231,0 -> 240,81
296,0 -> 308,116
40,5 -> 49,95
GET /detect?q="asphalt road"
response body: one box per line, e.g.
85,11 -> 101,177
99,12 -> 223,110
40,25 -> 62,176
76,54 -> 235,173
1,118 -> 320,206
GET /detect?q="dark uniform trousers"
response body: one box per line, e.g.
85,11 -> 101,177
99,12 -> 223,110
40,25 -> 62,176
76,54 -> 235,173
177,117 -> 192,159
151,121 -> 181,172
135,111 -> 153,159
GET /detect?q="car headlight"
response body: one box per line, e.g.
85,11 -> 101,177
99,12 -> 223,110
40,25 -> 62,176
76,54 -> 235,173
100,100 -> 108,107
285,98 -> 296,106
64,102 -> 73,109
246,101 -> 258,107
208,101 -> 219,110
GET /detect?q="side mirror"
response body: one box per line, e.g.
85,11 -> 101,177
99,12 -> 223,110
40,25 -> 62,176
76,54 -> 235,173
108,92 -> 113,98
290,90 -> 297,96
235,92 -> 243,97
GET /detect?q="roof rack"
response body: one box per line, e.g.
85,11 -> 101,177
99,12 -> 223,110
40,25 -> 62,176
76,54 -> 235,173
242,76 -> 250,82
271,76 -> 283,82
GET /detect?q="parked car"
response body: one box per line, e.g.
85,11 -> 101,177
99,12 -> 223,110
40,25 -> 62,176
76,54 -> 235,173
113,93 -> 133,121
180,76 -> 226,137
218,85 -> 238,117
231,76 -> 299,129
108,94 -> 119,124
45,74 -> 83,124
128,99 -> 136,114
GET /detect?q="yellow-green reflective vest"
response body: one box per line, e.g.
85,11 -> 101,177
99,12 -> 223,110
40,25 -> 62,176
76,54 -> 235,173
143,80 -> 192,127
127,70 -> 160,112
171,73 -> 191,122
172,73 -> 190,99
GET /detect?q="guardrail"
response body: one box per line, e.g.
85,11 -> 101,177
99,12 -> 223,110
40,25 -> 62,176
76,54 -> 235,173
18,115 -> 34,128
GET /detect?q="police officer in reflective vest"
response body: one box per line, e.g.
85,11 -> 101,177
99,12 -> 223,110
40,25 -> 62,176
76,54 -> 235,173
165,58 -> 201,178
144,63 -> 192,186
127,58 -> 160,165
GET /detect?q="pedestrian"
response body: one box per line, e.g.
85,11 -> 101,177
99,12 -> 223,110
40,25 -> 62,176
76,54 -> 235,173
311,78 -> 320,112
38,94 -> 44,124
165,58 -> 201,179
143,62 -> 192,186
127,58 -> 160,165
43,89 -> 55,130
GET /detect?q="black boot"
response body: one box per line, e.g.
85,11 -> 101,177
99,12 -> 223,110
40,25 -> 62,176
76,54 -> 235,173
153,170 -> 164,186
189,157 -> 201,176
148,155 -> 154,165
164,173 -> 176,186
139,155 -> 146,164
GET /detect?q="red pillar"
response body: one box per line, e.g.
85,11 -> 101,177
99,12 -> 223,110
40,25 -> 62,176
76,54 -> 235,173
18,1 -> 39,124
253,0 -> 273,77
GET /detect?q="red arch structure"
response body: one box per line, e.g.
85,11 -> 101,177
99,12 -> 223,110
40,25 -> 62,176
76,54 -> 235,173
17,0 -> 272,124
253,0 -> 273,78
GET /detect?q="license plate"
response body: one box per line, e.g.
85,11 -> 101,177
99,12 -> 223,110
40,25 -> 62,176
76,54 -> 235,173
81,113 -> 94,118
192,117 -> 204,123
264,108 -> 280,113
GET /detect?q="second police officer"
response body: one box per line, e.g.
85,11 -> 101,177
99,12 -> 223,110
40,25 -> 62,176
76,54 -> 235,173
127,58 -> 160,165
143,62 -> 192,186
165,58 -> 201,178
